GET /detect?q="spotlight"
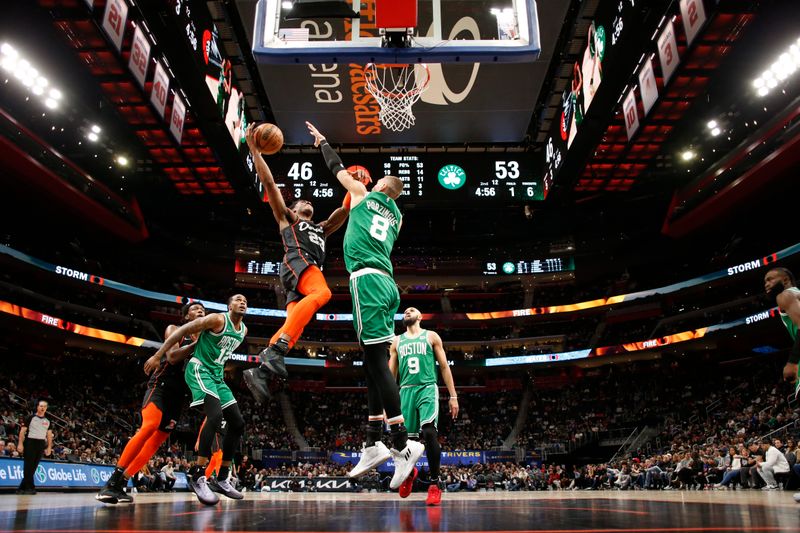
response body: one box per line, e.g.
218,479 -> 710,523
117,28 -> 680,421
3,43 -> 64,109
1,43 -> 18,58
0,57 -> 16,71
753,36 -> 800,96
87,132 -> 99,142
681,150 -> 695,161
116,155 -> 129,166
91,124 -> 101,134
710,127 -> 721,136
706,120 -> 717,129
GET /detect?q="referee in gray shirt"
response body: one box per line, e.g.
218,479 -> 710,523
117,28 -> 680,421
16,400 -> 53,495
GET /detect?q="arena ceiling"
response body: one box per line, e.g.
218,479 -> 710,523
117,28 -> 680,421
0,0 -> 799,264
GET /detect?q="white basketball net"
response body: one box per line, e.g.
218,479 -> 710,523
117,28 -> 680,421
364,63 -> 430,132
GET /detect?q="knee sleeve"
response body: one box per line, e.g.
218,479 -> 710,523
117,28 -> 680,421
364,366 -> 384,416
221,404 -> 245,461
198,396 -> 223,458
421,423 -> 441,478
298,267 -> 332,308
420,424 -> 439,449
364,342 -> 401,419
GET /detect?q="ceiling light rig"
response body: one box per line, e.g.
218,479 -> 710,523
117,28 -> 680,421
753,37 -> 800,97
705,119 -> 723,137
1,42 -> 62,109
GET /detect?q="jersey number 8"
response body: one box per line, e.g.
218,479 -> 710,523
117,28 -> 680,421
369,214 -> 391,242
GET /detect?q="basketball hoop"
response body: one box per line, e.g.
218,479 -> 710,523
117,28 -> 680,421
364,63 -> 430,132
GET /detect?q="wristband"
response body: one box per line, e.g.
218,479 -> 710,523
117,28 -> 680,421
320,140 -> 346,175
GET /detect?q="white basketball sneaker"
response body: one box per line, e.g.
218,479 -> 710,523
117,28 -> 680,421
390,440 -> 425,490
190,475 -> 220,506
348,441 -> 392,478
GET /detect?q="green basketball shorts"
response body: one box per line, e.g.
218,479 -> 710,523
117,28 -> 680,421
400,383 -> 439,436
185,359 -> 237,409
349,269 -> 400,345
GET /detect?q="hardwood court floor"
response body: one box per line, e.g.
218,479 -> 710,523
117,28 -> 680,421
1,490 -> 798,532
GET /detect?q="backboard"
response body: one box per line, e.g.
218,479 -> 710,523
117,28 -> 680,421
244,0 -> 565,144
253,0 -> 540,64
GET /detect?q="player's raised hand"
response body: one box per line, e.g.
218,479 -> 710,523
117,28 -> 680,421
245,123 -> 258,153
348,167 -> 372,185
449,397 -> 459,419
305,121 -> 326,147
143,353 -> 161,376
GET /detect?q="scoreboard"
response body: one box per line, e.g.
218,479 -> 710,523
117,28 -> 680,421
483,257 -> 575,276
234,258 -> 281,276
258,153 -> 546,205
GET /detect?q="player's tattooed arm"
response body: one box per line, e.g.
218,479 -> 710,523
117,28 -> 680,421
148,314 -> 225,375
246,124 -> 297,229
165,323 -> 198,365
144,324 -> 198,373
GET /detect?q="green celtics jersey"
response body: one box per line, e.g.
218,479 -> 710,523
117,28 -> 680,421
397,330 -> 437,387
781,287 -> 800,341
191,313 -> 246,378
344,191 -> 401,275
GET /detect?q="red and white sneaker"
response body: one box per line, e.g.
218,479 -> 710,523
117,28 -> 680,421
389,440 -> 425,489
398,467 -> 417,498
426,483 -> 442,506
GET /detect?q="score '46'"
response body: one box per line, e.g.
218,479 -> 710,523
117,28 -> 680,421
288,162 -> 313,181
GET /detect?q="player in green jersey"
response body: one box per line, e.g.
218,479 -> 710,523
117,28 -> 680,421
763,267 -> 800,503
389,307 -> 458,506
152,294 -> 248,506
764,268 -> 800,387
306,120 -> 425,492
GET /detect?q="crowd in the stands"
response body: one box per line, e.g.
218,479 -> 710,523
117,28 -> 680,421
3,350 -> 800,493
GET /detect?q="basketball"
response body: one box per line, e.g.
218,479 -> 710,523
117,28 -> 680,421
347,164 -> 372,185
253,123 -> 284,155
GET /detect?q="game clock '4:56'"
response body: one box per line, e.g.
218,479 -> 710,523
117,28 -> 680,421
471,158 -> 542,201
